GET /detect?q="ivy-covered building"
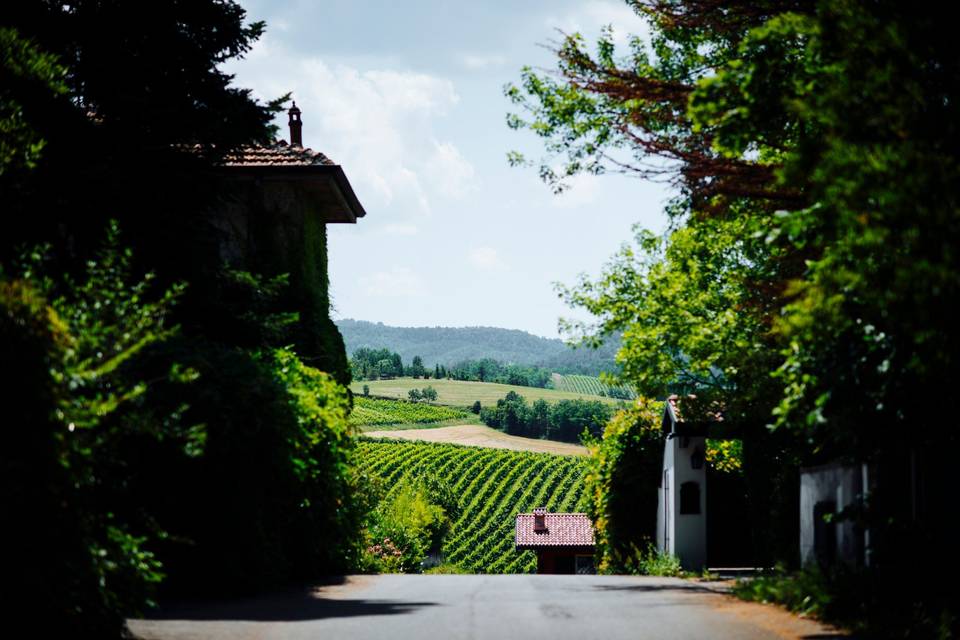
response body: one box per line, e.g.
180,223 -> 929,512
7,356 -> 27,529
212,103 -> 366,383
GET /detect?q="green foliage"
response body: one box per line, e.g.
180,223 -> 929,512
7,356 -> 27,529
364,481 -> 446,573
405,386 -> 437,402
350,396 -> 469,427
582,401 -> 664,574
735,566 -> 959,638
351,347 -> 405,380
0,27 -> 68,175
357,440 -> 587,573
1,224 -> 184,637
471,400 -> 482,414
448,357 -> 555,388
512,0 -> 960,623
480,390 -> 617,443
555,374 -> 636,399
633,545 -> 683,578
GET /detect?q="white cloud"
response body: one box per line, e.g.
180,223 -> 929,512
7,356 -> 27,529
221,36 -> 478,216
382,223 -> 419,236
358,267 -> 426,297
546,0 -> 651,47
462,54 -> 507,70
425,140 -> 478,198
549,172 -> 601,209
468,246 -> 506,271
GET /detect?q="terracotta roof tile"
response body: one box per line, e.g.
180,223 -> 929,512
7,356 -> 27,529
515,512 -> 594,548
667,394 -> 724,423
222,141 -> 336,167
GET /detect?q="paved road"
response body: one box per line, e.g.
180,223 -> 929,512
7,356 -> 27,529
129,574 -> 843,640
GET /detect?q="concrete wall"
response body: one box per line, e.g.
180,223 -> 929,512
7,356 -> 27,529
799,462 -> 866,567
657,435 -> 707,571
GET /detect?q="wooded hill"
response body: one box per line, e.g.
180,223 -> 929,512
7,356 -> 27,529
336,319 -> 621,376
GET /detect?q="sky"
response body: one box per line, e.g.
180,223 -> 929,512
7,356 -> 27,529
223,0 -> 674,338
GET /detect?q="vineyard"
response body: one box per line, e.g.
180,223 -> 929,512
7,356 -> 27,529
356,439 -> 587,573
351,397 -> 470,427
554,374 -> 636,399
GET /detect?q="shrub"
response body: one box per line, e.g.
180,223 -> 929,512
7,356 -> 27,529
471,400 -> 482,414
582,400 -> 663,574
1,225 -> 183,637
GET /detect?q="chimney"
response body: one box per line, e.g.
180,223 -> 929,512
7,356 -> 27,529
288,101 -> 302,147
533,507 -> 547,532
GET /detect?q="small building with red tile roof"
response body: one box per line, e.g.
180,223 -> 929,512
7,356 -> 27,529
515,508 -> 595,574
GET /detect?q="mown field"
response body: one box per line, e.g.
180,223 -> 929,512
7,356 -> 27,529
351,377 -> 622,407
350,396 -> 473,431
357,439 -> 587,573
554,374 -> 636,399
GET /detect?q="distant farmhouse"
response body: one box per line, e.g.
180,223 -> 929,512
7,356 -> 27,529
516,508 -> 595,574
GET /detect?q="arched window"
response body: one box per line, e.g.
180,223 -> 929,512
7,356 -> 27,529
680,481 -> 701,515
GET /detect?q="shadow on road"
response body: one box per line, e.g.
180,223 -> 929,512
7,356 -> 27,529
591,581 -> 731,596
142,585 -> 437,622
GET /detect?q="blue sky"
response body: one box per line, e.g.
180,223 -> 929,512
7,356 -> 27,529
224,0 -> 673,338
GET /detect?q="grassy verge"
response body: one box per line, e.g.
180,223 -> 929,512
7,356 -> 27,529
733,565 -> 958,638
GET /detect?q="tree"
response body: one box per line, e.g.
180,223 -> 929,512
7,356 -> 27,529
421,386 -> 438,402
410,355 -> 426,379
511,0 -> 959,629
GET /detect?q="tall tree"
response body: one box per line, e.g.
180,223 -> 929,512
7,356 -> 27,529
510,0 -> 959,628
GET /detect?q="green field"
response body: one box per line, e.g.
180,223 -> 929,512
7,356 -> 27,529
350,396 -> 472,430
351,377 -> 623,408
554,374 -> 636,399
357,439 -> 587,573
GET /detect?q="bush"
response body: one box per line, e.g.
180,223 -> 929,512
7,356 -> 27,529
363,384 -> 370,397
582,401 -> 664,574
361,476 -> 456,573
471,400 -> 482,414
1,226 -> 183,637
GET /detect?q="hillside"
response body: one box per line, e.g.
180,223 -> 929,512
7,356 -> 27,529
356,439 -> 586,573
351,378 -> 628,407
337,319 -> 621,375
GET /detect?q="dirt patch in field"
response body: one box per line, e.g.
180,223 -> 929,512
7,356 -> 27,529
363,424 -> 589,456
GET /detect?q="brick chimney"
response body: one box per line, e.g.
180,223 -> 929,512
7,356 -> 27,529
533,507 -> 547,532
288,101 -> 302,147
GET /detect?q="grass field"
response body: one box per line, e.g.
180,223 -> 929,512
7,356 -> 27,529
363,424 -> 588,456
356,439 -> 587,573
351,377 -> 624,408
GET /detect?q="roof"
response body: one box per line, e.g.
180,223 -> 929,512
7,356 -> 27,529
515,512 -> 594,549
222,140 -> 337,167
209,141 -> 367,222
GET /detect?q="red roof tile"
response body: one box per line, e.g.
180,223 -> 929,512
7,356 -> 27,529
667,394 -> 724,424
515,512 -> 594,548
222,141 -> 336,167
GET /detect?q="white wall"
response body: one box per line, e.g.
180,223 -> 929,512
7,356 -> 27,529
657,435 -> 707,570
799,462 -> 866,567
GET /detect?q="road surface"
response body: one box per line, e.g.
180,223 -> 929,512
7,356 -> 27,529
128,574 -> 843,640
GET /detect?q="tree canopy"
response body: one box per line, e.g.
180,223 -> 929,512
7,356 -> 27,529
510,0 -> 959,630
508,0 -> 960,460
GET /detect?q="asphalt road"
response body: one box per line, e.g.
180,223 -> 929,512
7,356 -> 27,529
129,574 -> 843,640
